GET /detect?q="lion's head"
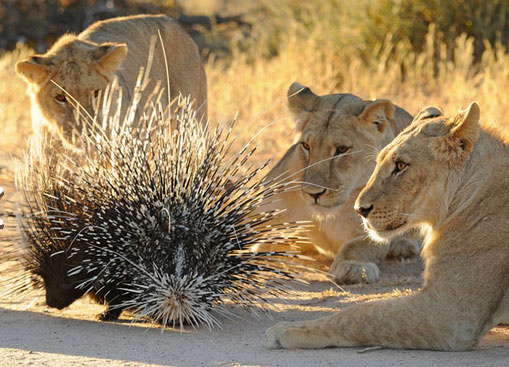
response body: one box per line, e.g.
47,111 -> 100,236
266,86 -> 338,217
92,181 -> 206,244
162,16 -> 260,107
16,35 -> 127,137
278,82 -> 411,215
355,102 -> 481,242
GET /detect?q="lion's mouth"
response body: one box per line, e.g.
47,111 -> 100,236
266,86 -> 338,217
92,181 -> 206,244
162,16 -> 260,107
385,221 -> 407,231
366,220 -> 407,232
301,188 -> 346,210
305,195 -> 344,209
311,202 -> 342,209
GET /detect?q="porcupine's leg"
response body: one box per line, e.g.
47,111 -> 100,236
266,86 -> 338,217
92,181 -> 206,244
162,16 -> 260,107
94,291 -> 125,321
97,303 -> 123,321
266,248 -> 508,351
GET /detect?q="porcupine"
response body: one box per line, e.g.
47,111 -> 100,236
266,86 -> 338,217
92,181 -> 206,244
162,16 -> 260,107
15,85 -> 310,328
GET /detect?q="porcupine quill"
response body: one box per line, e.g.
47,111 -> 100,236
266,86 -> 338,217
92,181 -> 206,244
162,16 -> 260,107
12,76 -> 312,329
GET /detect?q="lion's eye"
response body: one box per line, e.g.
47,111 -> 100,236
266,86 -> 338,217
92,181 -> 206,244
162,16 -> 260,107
334,145 -> 350,156
93,90 -> 101,98
392,160 -> 408,175
55,94 -> 67,103
301,142 -> 310,151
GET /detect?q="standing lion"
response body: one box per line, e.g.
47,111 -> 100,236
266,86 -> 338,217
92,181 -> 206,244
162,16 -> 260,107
16,14 -> 207,139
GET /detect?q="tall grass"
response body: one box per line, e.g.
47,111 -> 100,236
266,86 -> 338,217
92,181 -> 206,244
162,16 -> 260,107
206,1 -> 509,164
0,44 -> 33,154
0,1 -> 508,167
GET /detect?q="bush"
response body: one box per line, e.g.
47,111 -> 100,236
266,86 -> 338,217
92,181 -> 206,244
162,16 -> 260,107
0,0 -> 179,53
363,0 -> 508,60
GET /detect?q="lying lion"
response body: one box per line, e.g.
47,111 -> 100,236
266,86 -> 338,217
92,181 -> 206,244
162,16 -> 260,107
16,14 -> 207,139
257,82 -> 419,283
266,102 -> 509,351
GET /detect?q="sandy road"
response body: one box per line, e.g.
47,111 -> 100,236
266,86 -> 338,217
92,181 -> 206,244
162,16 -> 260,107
0,169 -> 508,367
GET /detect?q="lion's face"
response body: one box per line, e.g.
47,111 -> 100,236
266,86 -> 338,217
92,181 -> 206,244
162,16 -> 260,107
355,102 -> 481,241
16,36 -> 127,137
286,82 -> 398,213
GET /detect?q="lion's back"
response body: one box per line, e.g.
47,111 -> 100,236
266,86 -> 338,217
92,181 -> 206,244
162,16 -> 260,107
80,14 -> 207,116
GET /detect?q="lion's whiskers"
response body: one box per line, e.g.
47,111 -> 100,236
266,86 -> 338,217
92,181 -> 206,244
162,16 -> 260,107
266,150 -> 362,186
289,181 -> 340,192
362,144 -> 381,161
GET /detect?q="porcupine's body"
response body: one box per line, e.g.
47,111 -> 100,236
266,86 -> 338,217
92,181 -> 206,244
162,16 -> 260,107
16,135 -> 122,319
16,91 -> 307,327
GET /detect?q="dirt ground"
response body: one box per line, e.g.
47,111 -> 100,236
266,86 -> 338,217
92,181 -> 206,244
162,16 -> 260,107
0,160 -> 508,367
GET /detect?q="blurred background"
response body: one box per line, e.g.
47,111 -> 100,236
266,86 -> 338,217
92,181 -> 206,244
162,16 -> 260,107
0,0 -> 508,163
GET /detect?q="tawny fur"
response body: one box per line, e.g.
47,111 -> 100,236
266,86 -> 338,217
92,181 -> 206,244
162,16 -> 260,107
16,14 -> 207,138
266,102 -> 509,351
256,82 -> 419,283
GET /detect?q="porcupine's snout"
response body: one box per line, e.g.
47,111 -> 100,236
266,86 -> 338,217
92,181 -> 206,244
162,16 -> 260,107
46,294 -> 71,309
44,280 -> 83,309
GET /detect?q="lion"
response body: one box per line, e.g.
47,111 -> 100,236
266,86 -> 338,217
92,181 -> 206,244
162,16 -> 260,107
15,14 -> 207,139
266,102 -> 509,351
258,82 -> 419,283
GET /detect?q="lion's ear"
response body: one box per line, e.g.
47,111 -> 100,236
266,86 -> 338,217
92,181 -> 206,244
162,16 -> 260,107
414,106 -> 443,122
359,100 -> 394,133
287,82 -> 320,132
16,56 -> 51,85
446,102 -> 480,154
287,82 -> 319,114
95,43 -> 128,74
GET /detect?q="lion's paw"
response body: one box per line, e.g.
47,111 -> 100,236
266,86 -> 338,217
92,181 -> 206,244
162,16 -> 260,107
387,237 -> 420,259
265,322 -> 306,349
329,260 -> 380,283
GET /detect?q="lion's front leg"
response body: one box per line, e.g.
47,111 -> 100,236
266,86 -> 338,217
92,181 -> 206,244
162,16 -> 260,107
329,234 -> 420,283
328,237 -> 388,283
265,319 -> 356,349
267,248 -> 507,351
265,298 -> 402,350
386,236 -> 420,258
265,291 -> 475,350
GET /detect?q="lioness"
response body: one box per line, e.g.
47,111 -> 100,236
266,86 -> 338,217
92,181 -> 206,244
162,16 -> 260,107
266,102 -> 509,351
16,14 -> 207,138
260,82 -> 419,283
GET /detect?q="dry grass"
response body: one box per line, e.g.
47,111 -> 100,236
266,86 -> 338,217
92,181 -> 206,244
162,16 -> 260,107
0,1 -> 508,169
0,44 -> 33,156
206,27 -> 509,166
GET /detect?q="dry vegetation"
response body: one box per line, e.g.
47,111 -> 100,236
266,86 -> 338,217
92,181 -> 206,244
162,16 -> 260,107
1,1 -> 508,168
205,0 -> 509,165
0,44 -> 33,154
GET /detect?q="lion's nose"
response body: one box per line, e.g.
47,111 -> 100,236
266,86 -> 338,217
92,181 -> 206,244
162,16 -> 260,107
308,189 -> 326,203
356,204 -> 373,218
